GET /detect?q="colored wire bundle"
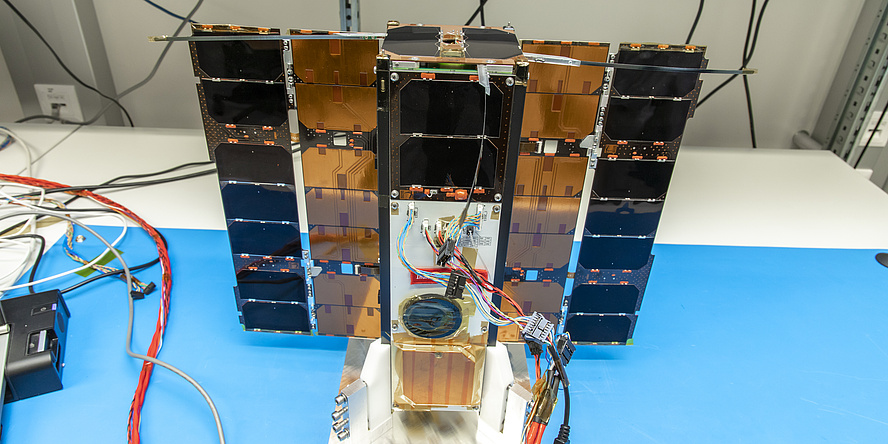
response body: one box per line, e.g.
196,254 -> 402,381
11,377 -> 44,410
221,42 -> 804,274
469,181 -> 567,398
397,204 -> 531,329
0,173 -> 225,444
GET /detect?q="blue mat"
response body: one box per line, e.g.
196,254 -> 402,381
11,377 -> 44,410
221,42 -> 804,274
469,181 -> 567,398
2,226 -> 887,443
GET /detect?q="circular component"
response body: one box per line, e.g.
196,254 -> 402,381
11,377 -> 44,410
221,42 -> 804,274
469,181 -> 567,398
391,190 -> 400,198
505,77 -> 515,86
494,193 -> 502,202
391,72 -> 400,82
402,295 -> 463,339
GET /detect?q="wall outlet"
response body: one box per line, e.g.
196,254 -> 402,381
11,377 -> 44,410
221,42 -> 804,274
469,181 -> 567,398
34,84 -> 84,122
861,111 -> 888,148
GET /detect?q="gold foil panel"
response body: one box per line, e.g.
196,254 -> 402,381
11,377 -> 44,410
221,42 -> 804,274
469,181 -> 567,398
290,38 -> 378,86
514,156 -> 587,197
313,273 -> 380,307
509,196 -> 581,234
306,188 -> 379,228
392,334 -> 486,409
309,225 -> 379,263
501,281 -> 564,315
520,94 -> 599,139
522,42 -> 608,94
294,84 -> 376,132
302,147 -> 377,190
505,233 -> 573,269
316,304 -> 380,338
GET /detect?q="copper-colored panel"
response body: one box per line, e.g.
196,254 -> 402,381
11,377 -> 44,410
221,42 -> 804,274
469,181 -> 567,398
294,84 -> 376,132
505,233 -> 573,269
523,43 -> 608,94
501,281 -> 564,314
302,147 -> 377,190
306,188 -> 379,228
520,93 -> 598,139
290,38 -> 378,86
497,323 -> 522,343
514,156 -> 587,197
313,273 -> 380,308
309,225 -> 379,263
316,304 -> 380,338
509,196 -> 581,234
400,349 -> 477,406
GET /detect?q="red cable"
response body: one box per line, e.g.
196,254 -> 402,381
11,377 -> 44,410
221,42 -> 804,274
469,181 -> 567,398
0,174 -> 170,444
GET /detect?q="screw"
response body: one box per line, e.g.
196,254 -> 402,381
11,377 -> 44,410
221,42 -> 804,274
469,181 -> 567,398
391,72 -> 399,81
481,325 -> 488,332
391,202 -> 399,210
435,352 -> 443,358
391,190 -> 399,198
391,320 -> 399,329
505,77 -> 514,86
302,250 -> 309,259
494,193 -> 502,202
492,205 -> 501,213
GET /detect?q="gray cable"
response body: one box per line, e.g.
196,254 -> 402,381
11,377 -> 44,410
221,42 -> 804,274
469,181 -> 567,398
0,210 -> 226,444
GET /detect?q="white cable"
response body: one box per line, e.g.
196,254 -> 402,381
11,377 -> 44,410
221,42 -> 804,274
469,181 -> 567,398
0,183 -> 46,287
0,126 -> 34,177
0,196 -> 129,292
0,210 -> 225,444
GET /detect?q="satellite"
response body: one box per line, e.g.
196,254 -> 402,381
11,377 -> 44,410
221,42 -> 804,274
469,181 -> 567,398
171,20 -> 722,443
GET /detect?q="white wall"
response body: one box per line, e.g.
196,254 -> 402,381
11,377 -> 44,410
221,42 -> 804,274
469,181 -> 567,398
0,45 -> 24,122
5,0 -> 867,149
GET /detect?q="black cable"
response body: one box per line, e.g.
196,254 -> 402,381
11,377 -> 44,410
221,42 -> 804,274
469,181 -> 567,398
479,0 -> 486,26
13,169 -> 216,198
143,0 -> 197,23
685,0 -> 705,44
742,74 -> 757,148
13,0 -> 203,127
1,161 -> 215,236
854,100 -> 888,168
744,0 -> 770,65
60,257 -> 158,294
1,0 -> 134,127
465,0 -> 489,26
696,0 -> 769,108
3,234 -> 45,294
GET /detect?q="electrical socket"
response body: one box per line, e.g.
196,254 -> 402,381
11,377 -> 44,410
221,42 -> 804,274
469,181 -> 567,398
34,84 -> 84,122
861,111 -> 888,148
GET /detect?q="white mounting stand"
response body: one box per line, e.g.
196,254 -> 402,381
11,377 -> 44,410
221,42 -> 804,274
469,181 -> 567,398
328,339 -> 532,444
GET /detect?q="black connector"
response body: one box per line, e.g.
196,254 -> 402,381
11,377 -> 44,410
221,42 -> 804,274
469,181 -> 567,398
436,238 -> 456,266
526,339 -> 543,357
444,271 -> 467,299
130,290 -> 146,300
553,424 -> 570,444
555,333 -> 575,366
142,282 -> 156,295
0,289 -> 71,403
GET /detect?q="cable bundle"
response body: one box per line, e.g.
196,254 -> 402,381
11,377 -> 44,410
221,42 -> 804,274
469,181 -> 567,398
0,173 -> 171,443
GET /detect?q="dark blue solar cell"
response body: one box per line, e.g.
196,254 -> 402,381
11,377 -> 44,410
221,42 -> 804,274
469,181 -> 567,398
227,221 -> 301,257
578,236 -> 654,270
221,183 -> 299,222
240,301 -> 310,332
564,314 -> 634,343
585,199 -> 663,237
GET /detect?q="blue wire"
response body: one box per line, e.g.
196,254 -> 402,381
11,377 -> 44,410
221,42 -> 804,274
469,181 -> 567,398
143,0 -> 197,23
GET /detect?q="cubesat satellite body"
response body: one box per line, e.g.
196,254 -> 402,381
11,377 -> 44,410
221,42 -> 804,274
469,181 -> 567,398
184,21 -> 708,442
